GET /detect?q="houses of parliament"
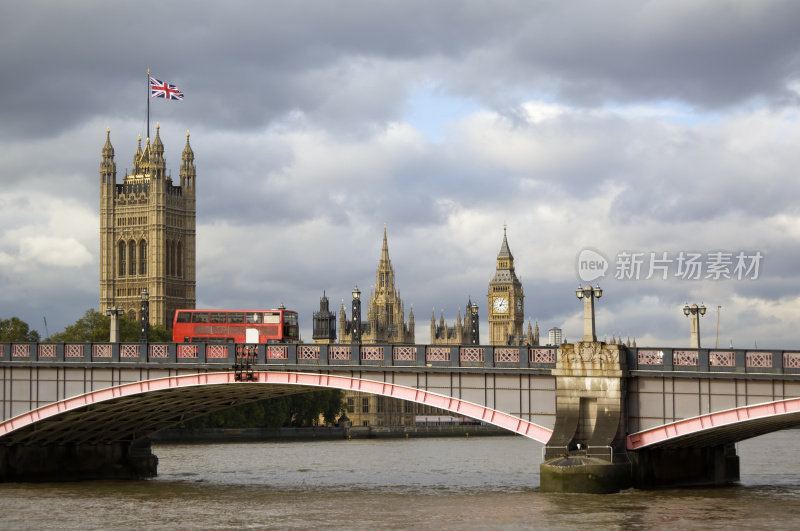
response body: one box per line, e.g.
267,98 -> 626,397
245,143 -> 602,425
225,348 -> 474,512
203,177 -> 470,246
98,125 -> 542,427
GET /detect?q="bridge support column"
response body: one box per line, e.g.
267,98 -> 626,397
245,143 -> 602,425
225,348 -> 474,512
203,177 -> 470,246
0,438 -> 158,482
540,341 -> 632,493
630,443 -> 739,489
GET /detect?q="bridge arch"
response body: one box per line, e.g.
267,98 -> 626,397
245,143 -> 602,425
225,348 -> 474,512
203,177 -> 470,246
0,371 -> 552,446
627,397 -> 800,450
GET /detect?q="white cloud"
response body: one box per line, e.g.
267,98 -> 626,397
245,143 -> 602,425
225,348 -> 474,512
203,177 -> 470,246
19,236 -> 92,267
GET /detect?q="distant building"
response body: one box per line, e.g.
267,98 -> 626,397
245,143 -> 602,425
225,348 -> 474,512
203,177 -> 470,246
524,319 -> 540,346
548,327 -> 563,346
337,227 -> 417,426
343,391 -> 462,428
312,292 -> 336,344
430,299 -> 480,345
338,227 -> 415,344
99,125 -> 196,328
487,227 -> 525,345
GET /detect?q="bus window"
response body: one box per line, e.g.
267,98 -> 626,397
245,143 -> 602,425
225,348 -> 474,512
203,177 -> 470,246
176,311 -> 191,323
284,312 -> 298,326
228,312 -> 245,324
246,312 -> 263,324
264,312 -> 281,324
210,312 -> 227,324
192,312 -> 210,323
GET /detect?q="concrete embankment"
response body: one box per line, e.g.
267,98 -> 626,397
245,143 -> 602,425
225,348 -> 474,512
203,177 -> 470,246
151,424 -> 508,443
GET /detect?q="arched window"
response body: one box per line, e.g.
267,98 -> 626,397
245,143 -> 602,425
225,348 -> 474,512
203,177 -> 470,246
177,241 -> 183,278
139,240 -> 147,275
118,241 -> 126,276
129,239 -> 136,275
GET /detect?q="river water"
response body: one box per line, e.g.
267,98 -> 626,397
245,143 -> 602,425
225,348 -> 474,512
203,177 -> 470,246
0,431 -> 798,530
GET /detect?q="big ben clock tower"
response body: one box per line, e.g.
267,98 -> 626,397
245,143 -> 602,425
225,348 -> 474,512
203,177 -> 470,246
488,227 -> 524,345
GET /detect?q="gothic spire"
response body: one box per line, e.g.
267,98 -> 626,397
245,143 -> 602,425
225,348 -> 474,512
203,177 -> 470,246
182,130 -> 194,164
498,225 -> 513,261
102,127 -> 114,158
381,224 -> 390,263
100,128 -> 116,183
180,130 -> 195,188
375,225 -> 395,293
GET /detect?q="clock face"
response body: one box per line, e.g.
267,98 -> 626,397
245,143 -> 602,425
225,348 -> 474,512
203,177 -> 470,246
516,299 -> 522,311
493,296 -> 509,313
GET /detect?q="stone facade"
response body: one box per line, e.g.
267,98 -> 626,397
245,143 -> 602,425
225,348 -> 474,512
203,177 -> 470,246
525,319 -> 540,346
338,227 -> 414,344
99,125 -> 196,328
430,299 -> 480,345
343,391 -> 454,427
487,228 -> 525,345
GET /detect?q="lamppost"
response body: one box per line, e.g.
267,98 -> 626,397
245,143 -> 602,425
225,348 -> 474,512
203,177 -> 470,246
683,303 -> 706,348
351,286 -> 361,344
576,284 -> 603,342
105,307 -> 124,342
139,289 -> 150,343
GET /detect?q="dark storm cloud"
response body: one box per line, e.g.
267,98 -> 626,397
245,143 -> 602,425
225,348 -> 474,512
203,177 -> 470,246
509,2 -> 800,108
3,1 -> 800,142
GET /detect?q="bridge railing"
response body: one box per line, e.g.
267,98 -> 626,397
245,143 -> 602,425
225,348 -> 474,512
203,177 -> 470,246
627,347 -> 800,375
0,342 -> 559,371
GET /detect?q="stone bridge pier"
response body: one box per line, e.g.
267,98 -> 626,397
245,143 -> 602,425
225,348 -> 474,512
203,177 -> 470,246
540,340 -> 740,493
0,439 -> 157,482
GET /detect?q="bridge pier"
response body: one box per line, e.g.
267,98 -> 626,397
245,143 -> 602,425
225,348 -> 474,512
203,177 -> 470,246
540,341 -> 633,493
540,341 -> 743,492
0,438 -> 157,482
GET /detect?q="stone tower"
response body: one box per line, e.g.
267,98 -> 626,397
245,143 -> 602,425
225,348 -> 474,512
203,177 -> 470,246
312,292 -> 337,344
99,125 -> 196,328
487,227 -> 524,345
338,227 -> 414,343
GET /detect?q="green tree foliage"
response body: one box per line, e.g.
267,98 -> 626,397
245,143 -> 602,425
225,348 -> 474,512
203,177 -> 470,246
180,390 -> 345,430
48,309 -> 109,342
0,317 -> 40,342
47,309 -> 171,342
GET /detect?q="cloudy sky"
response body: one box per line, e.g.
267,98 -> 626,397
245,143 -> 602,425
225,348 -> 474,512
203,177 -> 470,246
3,1 -> 800,348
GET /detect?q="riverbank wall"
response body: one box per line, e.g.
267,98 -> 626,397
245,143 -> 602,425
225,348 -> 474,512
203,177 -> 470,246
151,424 -> 509,443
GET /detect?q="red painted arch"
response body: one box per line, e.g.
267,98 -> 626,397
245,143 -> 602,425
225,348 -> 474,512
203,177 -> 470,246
0,371 -> 553,444
627,397 -> 800,450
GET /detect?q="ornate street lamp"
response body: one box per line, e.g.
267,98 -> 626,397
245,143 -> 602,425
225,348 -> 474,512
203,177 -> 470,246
139,289 -> 150,343
576,284 -> 603,342
351,286 -> 362,344
683,302 -> 706,348
106,307 -> 124,342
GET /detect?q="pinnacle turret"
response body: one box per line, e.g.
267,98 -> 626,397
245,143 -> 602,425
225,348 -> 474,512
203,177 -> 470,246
100,128 -> 116,184
180,130 -> 196,189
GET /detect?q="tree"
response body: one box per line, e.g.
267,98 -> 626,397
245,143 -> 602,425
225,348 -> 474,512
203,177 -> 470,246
47,309 -> 172,342
0,317 -> 40,342
47,309 -> 108,342
179,390 -> 345,430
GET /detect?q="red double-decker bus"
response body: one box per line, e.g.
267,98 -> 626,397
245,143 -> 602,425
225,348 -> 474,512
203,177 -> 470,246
172,307 -> 299,344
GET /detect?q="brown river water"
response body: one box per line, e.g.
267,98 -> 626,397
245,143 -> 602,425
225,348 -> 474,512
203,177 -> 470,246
0,430 -> 798,530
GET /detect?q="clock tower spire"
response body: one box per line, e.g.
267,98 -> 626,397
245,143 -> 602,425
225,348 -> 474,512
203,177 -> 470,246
488,226 -> 524,345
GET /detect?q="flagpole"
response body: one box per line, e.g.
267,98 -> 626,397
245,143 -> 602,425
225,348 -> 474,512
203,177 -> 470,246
146,68 -> 150,141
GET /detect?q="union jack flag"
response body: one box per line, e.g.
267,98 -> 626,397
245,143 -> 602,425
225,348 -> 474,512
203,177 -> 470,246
149,77 -> 184,100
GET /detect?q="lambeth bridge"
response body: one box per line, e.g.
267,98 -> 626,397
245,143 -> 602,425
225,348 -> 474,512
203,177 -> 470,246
1,341 -> 799,492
